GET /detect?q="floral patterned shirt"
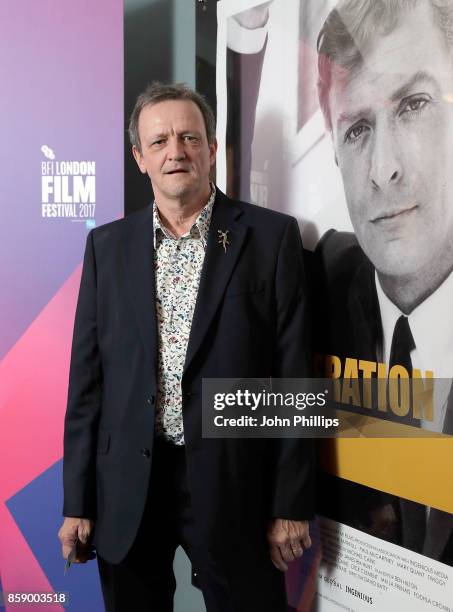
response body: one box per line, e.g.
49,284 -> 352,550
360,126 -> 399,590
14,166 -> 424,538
153,187 -> 215,445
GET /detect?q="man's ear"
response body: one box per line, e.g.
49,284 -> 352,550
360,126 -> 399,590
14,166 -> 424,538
209,138 -> 218,167
132,145 -> 147,174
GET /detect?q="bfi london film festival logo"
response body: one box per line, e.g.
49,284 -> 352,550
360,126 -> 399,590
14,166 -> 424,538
41,145 -> 96,228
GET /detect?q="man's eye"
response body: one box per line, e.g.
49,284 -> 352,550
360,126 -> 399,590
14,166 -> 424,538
345,124 -> 369,143
152,139 -> 166,146
400,96 -> 429,115
183,135 -> 197,142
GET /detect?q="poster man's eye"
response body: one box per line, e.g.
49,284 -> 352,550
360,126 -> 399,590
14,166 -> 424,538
400,95 -> 430,116
345,124 -> 369,144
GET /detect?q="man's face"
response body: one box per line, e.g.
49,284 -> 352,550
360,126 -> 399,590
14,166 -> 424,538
133,99 -> 217,203
329,2 -> 453,280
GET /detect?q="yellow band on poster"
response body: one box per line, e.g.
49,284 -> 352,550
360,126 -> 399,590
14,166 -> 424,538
319,437 -> 453,514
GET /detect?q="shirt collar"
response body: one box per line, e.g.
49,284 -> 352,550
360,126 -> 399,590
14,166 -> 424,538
375,269 -> 453,375
153,183 -> 216,250
375,272 -> 401,364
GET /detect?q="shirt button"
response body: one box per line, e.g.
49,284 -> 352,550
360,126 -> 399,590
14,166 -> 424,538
147,395 -> 155,405
141,448 -> 151,458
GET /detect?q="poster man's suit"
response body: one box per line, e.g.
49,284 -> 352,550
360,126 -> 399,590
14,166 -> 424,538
63,188 -> 315,609
314,228 -> 453,566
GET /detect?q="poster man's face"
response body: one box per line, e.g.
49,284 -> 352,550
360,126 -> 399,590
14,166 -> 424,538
329,2 -> 453,280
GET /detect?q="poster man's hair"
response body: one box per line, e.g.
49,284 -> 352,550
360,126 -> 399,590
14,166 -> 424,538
317,0 -> 453,131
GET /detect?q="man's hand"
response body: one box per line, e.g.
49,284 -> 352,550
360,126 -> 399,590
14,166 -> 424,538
267,518 -> 311,571
58,517 -> 95,563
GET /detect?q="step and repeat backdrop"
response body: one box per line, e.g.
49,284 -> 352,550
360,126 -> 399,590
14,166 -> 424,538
216,0 -> 453,610
2,1 -> 453,610
0,1 -> 123,609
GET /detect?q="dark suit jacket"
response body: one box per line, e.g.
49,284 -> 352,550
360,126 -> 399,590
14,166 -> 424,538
63,189 -> 315,581
314,229 -> 453,566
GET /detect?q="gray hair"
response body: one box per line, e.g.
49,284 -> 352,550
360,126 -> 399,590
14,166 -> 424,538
317,0 -> 453,131
128,82 -> 216,153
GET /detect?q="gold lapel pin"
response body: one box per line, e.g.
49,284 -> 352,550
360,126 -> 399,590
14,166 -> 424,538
217,229 -> 230,253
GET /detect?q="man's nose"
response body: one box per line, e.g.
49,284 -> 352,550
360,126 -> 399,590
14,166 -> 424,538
369,123 -> 403,190
167,137 -> 186,161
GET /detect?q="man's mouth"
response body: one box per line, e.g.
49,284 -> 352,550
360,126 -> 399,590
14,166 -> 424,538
371,204 -> 418,223
165,168 -> 189,174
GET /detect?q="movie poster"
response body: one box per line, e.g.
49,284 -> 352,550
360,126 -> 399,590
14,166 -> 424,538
217,0 -> 453,609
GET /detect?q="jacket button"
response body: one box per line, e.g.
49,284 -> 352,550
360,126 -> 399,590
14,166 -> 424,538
141,448 -> 150,458
147,395 -> 155,405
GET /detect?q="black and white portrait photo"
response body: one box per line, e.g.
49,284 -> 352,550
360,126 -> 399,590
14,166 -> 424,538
216,0 -> 453,573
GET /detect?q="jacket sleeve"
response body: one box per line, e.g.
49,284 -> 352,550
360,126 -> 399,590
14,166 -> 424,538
270,217 -> 315,520
63,230 -> 102,518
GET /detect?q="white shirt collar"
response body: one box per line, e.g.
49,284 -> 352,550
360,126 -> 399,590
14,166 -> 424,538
375,270 -> 453,377
153,184 -> 216,250
227,15 -> 268,54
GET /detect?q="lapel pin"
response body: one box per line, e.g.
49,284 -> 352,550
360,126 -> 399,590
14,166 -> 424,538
217,229 -> 230,253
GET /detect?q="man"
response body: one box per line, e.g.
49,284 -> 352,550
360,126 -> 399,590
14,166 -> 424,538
58,82 -> 314,611
314,0 -> 453,564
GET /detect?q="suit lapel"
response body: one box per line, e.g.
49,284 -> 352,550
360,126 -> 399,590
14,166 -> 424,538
121,205 -> 157,374
183,190 -> 248,381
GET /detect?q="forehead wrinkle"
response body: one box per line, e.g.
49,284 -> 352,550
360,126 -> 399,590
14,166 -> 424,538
331,5 -> 447,113
390,70 -> 440,102
332,67 -> 374,129
146,124 -> 202,137
336,106 -> 372,128
148,129 -> 169,139
362,39 -> 417,74
333,65 -> 442,131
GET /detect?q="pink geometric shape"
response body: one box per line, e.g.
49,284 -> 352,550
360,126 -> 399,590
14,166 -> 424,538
0,504 -> 64,611
0,264 -> 82,502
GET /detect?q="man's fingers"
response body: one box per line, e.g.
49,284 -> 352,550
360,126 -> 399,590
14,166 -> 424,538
289,520 -> 311,551
289,529 -> 311,556
75,524 -> 95,562
290,541 -> 304,558
267,519 -> 312,569
270,545 -> 288,572
269,529 -> 296,563
301,532 -> 312,550
58,528 -> 78,560
77,522 -> 91,544
279,541 -> 296,563
61,542 -> 74,560
58,518 -> 95,564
